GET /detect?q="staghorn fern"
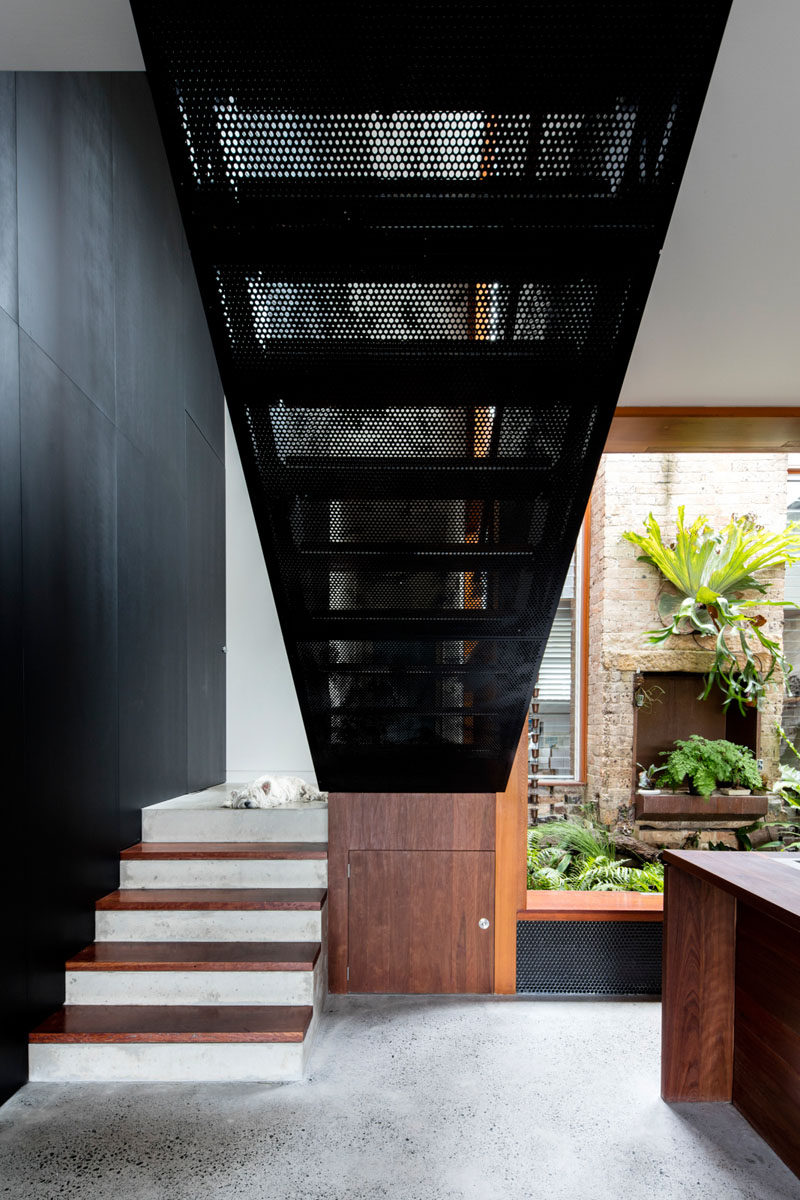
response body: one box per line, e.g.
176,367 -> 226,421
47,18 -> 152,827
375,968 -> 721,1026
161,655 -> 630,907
623,508 -> 800,713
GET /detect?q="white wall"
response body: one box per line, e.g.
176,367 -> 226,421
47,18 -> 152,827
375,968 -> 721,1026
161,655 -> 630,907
225,410 -> 316,785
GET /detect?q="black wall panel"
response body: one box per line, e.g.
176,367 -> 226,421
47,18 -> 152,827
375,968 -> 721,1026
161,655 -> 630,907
0,307 -> 25,1101
16,74 -> 115,419
19,333 -> 120,1017
117,435 -> 189,848
112,74 -> 186,491
181,242 -> 225,462
0,75 -> 17,320
186,416 -> 226,791
0,72 -> 225,1104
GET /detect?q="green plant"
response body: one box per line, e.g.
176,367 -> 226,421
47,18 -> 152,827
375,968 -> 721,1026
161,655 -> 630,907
775,723 -> 800,808
774,764 -> 800,806
622,508 -> 800,713
659,735 -> 762,797
636,761 -> 665,790
571,855 -> 664,892
527,819 -> 664,893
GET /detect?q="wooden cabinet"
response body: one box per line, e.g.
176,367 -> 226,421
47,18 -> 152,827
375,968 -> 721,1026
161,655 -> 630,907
347,850 -> 494,993
661,851 -> 800,1178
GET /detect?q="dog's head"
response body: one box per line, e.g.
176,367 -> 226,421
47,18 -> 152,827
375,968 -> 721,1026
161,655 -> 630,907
224,779 -> 271,809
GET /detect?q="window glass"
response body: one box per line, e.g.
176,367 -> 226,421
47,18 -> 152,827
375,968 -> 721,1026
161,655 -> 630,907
530,528 -> 584,780
782,476 -> 800,762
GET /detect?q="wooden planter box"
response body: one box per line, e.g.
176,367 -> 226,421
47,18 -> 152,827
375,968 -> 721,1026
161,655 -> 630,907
634,791 -> 769,821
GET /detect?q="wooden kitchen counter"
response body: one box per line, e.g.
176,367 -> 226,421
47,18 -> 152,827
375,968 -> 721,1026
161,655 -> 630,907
662,850 -> 800,1178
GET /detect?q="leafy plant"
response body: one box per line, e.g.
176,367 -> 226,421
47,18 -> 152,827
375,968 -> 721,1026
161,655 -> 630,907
774,765 -> 800,807
527,819 -> 664,892
659,735 -> 762,797
623,508 -> 800,713
636,761 -> 665,790
572,855 -> 664,892
775,723 -> 800,808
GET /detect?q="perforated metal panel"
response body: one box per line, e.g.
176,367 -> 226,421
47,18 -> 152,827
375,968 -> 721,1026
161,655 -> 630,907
131,0 -> 731,791
516,920 -> 663,995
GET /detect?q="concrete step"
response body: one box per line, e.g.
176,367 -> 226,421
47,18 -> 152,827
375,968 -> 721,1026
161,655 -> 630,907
94,889 -> 327,943
64,941 -> 322,1006
29,1004 -> 314,1082
141,786 -> 328,844
119,842 -> 328,889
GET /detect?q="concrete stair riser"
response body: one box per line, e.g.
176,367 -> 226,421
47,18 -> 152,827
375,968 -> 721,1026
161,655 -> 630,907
120,859 -> 327,890
29,1042 -> 306,1083
95,909 -> 324,943
65,961 -> 320,1007
142,806 -> 328,844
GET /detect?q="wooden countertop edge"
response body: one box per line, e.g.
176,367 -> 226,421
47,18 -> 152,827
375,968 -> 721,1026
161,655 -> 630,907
663,851 -> 800,934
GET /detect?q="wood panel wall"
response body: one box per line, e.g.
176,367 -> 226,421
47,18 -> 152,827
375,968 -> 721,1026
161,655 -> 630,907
734,904 -> 800,1177
328,729 -> 528,994
661,865 -> 736,1102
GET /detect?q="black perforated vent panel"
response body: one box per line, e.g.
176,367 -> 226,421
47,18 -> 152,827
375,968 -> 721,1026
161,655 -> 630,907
131,0 -> 730,790
516,920 -> 663,995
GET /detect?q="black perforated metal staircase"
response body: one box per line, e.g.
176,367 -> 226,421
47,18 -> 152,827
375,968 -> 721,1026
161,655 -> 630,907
131,1 -> 731,792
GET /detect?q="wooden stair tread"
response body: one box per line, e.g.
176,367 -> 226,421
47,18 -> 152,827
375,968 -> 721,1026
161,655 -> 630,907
97,888 -> 327,911
121,841 -> 328,860
30,1005 -> 313,1044
66,942 -> 320,971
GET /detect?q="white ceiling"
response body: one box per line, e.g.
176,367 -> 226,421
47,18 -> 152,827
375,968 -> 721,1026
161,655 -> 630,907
0,2 -> 143,71
1,0 -> 797,407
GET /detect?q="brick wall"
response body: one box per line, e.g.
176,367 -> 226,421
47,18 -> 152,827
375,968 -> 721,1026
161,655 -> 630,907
586,452 -> 788,830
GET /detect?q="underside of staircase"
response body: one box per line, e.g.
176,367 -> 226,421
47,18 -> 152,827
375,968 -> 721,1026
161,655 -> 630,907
28,0 -> 732,1083
29,792 -> 328,1082
129,0 -> 732,794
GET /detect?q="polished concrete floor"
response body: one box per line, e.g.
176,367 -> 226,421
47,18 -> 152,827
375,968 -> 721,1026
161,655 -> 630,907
2,995 -> 798,1200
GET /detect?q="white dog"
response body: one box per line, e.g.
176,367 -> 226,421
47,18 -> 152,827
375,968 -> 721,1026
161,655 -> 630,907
223,775 -> 327,809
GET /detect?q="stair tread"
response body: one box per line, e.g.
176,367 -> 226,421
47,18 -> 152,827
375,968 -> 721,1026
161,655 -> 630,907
122,842 -> 328,860
30,1005 -> 312,1044
66,942 -> 320,971
97,888 -> 327,911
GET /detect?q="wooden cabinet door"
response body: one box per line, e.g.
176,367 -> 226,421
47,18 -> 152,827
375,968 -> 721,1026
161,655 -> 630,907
347,850 -> 495,993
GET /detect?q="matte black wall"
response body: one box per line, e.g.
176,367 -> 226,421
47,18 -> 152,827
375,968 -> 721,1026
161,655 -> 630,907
0,73 -> 226,1104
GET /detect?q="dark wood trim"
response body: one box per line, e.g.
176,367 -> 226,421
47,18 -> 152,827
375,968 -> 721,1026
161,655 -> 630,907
605,407 -> 800,454
635,793 -> 769,821
120,842 -> 328,860
494,728 -> 529,992
66,942 -> 320,971
661,863 -> 736,1102
96,888 -> 327,911
520,891 -> 663,922
30,1005 -> 312,1044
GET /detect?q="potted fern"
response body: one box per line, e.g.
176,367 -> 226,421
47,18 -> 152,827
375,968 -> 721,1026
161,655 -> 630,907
659,735 -> 762,796
635,735 -> 769,820
623,509 -> 800,713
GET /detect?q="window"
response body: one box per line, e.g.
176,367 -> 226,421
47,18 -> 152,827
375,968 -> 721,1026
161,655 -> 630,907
782,465 -> 800,763
531,520 -> 587,782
